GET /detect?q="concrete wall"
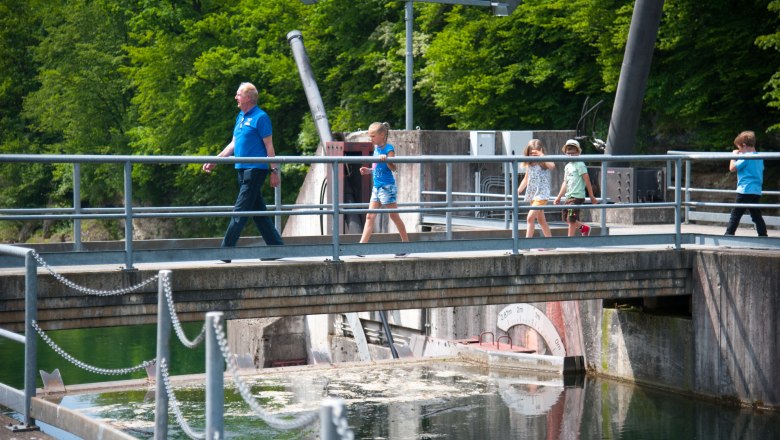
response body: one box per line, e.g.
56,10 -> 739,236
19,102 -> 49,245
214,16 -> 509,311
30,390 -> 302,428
598,310 -> 694,390
227,316 -> 307,368
591,248 -> 779,409
691,249 -> 779,408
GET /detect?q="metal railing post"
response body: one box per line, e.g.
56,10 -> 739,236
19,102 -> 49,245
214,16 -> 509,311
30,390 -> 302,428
511,160 -> 519,254
600,160 -> 608,234
320,398 -> 342,440
123,161 -> 135,270
674,158 -> 683,249
154,270 -> 172,440
504,162 -> 510,229
330,161 -> 341,262
446,163 -> 453,240
418,159 -> 424,229
205,312 -> 224,440
275,181 -> 282,233
23,250 -> 38,428
684,160 -> 691,224
73,163 -> 83,251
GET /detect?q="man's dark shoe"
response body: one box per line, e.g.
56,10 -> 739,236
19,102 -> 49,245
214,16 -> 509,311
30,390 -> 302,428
221,259 -> 231,263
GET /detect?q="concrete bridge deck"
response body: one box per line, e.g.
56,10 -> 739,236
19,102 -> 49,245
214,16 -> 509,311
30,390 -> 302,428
1,223 -> 777,332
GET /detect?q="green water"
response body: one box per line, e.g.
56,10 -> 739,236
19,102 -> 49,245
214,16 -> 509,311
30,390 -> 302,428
9,361 -> 780,440
0,322 -> 206,389
2,327 -> 780,439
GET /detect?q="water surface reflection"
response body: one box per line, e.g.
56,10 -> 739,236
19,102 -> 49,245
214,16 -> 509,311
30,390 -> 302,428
32,360 -> 780,439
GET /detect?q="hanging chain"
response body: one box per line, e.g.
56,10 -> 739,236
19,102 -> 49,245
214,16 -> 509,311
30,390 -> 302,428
159,358 -> 206,440
211,315 -> 320,431
32,320 -> 152,375
31,250 -> 159,296
162,273 -> 205,348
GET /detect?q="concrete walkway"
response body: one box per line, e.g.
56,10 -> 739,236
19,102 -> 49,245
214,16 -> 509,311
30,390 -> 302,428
0,415 -> 56,440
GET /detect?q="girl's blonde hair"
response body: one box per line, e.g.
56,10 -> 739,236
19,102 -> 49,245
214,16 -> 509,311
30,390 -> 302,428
521,139 -> 545,167
368,122 -> 390,145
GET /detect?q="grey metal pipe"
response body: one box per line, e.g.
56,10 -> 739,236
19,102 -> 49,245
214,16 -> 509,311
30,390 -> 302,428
154,270 -> 172,440
606,0 -> 665,157
445,163 -> 453,240
330,162 -> 340,262
600,161 -> 608,234
378,311 -> 399,359
205,312 -> 224,439
123,162 -> 135,270
511,160 -> 519,254
24,250 -> 37,428
405,2 -> 414,130
319,399 -> 340,440
73,164 -> 82,251
674,158 -> 682,249
287,30 -> 333,145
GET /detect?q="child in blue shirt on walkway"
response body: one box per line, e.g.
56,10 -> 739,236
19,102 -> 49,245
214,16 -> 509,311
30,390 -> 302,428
553,139 -> 598,237
725,130 -> 768,236
358,122 -> 409,255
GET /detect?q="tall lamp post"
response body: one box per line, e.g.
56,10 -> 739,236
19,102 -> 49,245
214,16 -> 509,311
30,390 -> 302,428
302,0 -> 518,130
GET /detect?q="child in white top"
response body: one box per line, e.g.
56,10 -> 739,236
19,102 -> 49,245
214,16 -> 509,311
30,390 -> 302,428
517,139 -> 555,238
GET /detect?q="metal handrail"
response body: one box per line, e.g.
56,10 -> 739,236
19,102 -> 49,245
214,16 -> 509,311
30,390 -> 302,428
0,245 -> 38,430
1,152 -> 778,267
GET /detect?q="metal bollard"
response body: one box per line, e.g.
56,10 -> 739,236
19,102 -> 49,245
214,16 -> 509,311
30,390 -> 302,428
205,312 -> 224,439
154,270 -> 172,439
320,398 -> 341,440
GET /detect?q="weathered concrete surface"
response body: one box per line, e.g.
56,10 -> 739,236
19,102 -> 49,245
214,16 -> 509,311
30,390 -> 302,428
593,248 -> 779,409
692,249 -> 779,408
599,310 -> 694,391
0,248 -> 692,332
226,316 -> 307,368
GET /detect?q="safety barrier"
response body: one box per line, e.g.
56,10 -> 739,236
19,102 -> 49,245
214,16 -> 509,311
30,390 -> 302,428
0,247 -> 354,439
0,152 -> 777,269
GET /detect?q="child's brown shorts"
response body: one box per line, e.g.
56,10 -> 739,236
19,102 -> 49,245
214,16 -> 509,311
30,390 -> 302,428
561,198 -> 585,223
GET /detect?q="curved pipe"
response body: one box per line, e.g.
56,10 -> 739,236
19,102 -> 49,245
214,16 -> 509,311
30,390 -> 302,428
287,30 -> 333,145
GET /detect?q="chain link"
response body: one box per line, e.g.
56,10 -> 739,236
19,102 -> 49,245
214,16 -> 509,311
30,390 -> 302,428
211,315 -> 320,431
32,320 -> 152,375
159,358 -> 206,440
162,273 -> 205,348
31,250 -> 159,296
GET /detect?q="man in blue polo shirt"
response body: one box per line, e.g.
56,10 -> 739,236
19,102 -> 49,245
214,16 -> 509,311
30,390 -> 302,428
202,82 -> 284,261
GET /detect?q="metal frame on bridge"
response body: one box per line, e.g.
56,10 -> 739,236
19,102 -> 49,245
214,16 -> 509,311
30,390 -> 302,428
0,151 -> 777,270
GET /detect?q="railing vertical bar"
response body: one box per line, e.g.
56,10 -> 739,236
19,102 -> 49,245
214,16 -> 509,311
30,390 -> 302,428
418,159 -> 424,230
123,161 -> 135,270
511,160 -> 519,254
446,163 -> 453,241
73,163 -> 83,252
331,161 -> 341,261
675,158 -> 683,249
275,182 -> 282,233
154,270 -> 172,440
504,162 -> 510,229
600,160 -> 608,234
320,399 -> 340,440
23,250 -> 37,428
205,312 -> 224,439
684,160 -> 691,224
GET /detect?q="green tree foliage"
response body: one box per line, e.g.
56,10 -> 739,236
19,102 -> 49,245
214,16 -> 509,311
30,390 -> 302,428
0,0 -> 778,241
647,0 -> 780,148
756,0 -> 780,132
